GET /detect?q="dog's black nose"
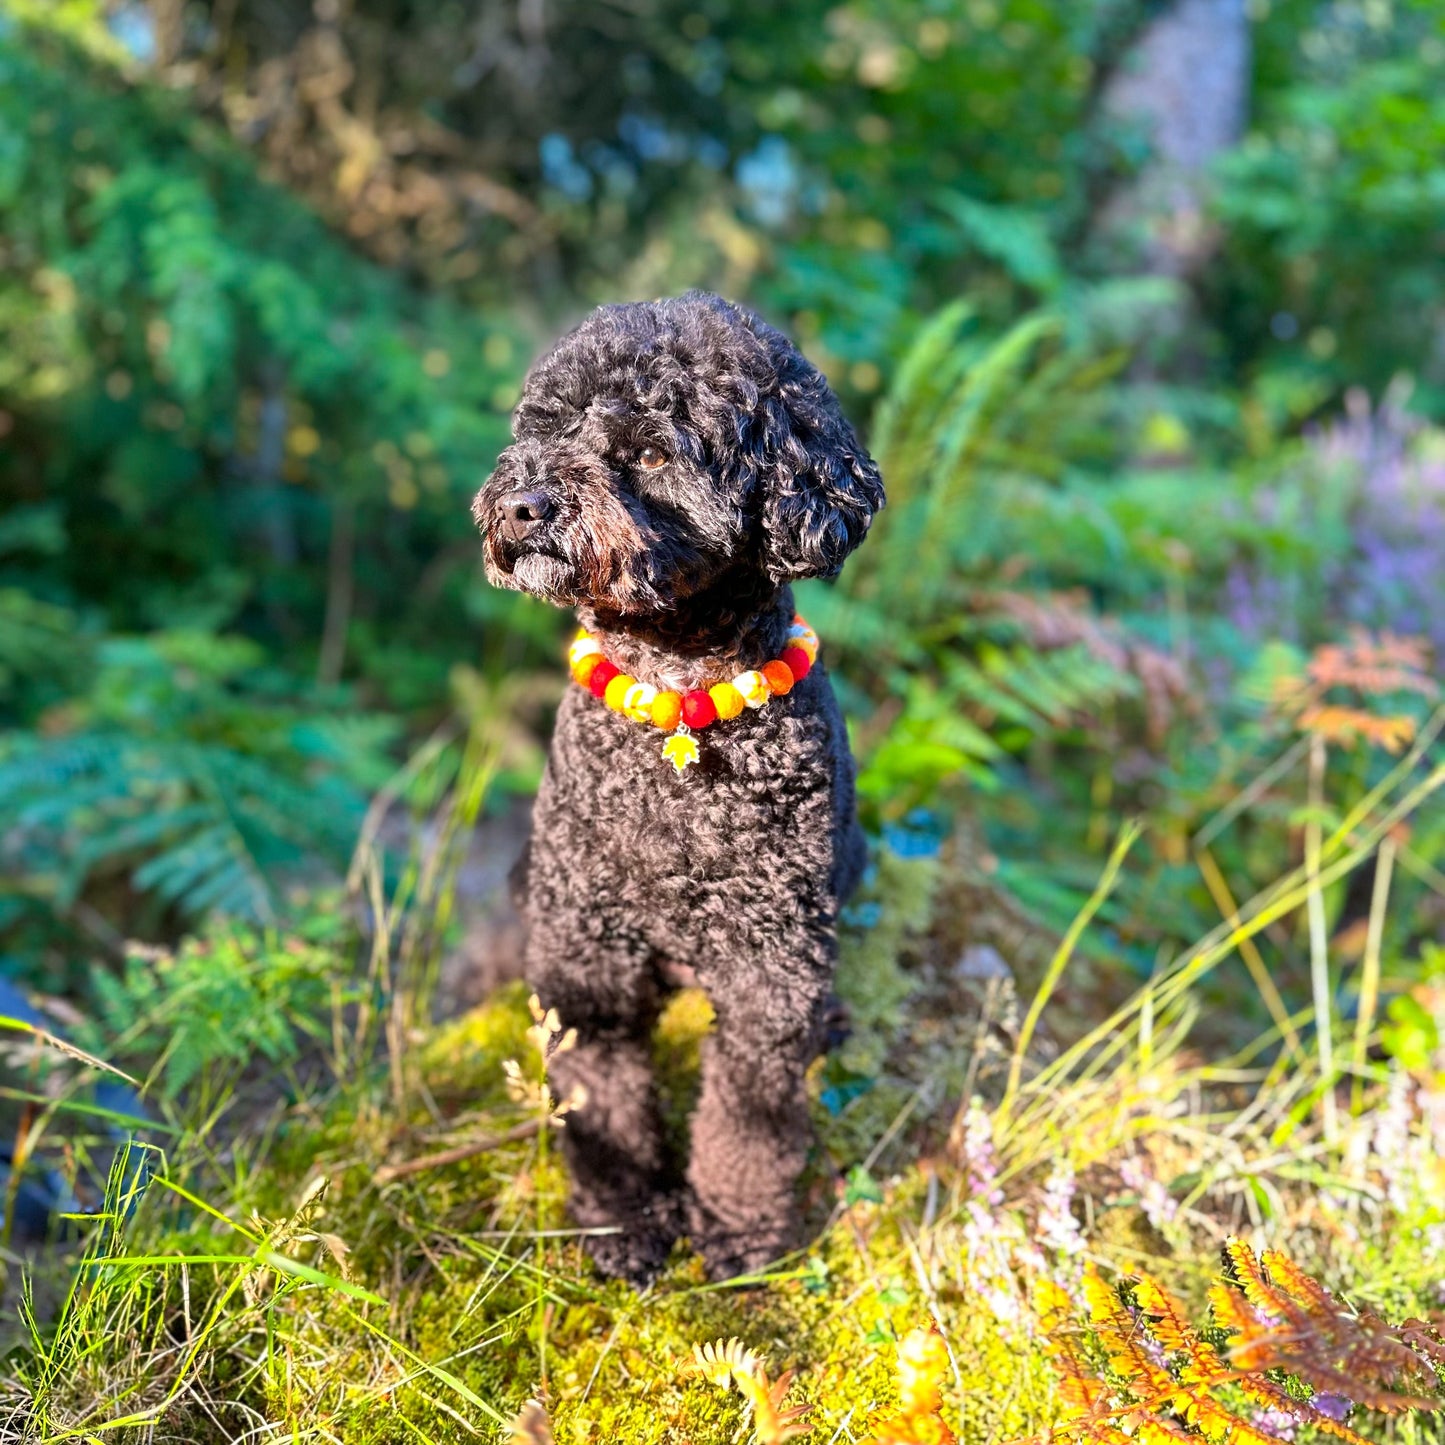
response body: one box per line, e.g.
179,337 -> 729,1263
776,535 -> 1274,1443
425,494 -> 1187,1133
497,489 -> 553,543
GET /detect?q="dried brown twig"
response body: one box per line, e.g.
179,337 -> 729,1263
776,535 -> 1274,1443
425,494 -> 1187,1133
373,1118 -> 544,1187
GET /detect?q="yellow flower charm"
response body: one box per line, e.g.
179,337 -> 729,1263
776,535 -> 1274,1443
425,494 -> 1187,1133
662,732 -> 700,774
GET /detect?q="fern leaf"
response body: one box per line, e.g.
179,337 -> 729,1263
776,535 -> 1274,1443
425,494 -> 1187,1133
1218,1240 -> 1445,1415
1044,1248 -> 1445,1445
1132,1417 -> 1196,1445
1221,1238 -> 1276,1316
1236,1377 -> 1371,1445
860,1325 -> 955,1445
1131,1274 -> 1195,1358
1081,1264 -> 1175,1398
688,1336 -> 760,1388
687,1337 -> 810,1443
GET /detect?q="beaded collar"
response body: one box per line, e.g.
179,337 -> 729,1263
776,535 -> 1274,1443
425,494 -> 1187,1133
567,615 -> 819,774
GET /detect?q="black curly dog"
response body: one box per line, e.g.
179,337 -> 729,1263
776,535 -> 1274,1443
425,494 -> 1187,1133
472,292 -> 883,1283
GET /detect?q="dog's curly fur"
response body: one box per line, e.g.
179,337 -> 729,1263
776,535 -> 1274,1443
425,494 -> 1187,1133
471,292 -> 883,1283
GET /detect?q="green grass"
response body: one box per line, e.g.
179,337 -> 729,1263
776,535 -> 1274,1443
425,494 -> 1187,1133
3,741 -> 1445,1444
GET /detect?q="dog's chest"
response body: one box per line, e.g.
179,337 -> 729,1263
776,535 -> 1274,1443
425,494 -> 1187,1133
533,682 -> 842,904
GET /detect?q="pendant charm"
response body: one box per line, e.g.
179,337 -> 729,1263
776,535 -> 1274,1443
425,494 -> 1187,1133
661,726 -> 699,775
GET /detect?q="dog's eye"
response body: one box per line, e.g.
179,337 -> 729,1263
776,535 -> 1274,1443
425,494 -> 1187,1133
636,447 -> 668,471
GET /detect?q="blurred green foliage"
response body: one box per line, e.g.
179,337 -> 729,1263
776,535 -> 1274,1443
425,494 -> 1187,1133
79,916 -> 353,1099
1216,0 -> 1445,417
0,20 -> 522,683
0,0 -> 1443,1035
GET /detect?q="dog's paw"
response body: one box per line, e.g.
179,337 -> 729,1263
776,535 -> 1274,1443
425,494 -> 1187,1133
692,1220 -> 795,1283
581,1228 -> 673,1287
578,1193 -> 683,1288
696,1236 -> 789,1283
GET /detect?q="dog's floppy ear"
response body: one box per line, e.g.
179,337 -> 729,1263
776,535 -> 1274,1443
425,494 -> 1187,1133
753,324 -> 885,584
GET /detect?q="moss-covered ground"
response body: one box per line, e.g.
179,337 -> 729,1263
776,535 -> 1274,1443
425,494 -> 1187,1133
3,837 -> 1444,1444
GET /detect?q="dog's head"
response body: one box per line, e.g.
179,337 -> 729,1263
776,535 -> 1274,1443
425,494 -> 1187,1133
472,292 -> 883,613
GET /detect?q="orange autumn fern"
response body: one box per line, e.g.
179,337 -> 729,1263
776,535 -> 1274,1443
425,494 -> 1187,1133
1271,629 -> 1437,754
1216,1240 -> 1445,1413
860,1324 -> 957,1445
1038,1240 -> 1445,1445
687,1337 -> 811,1444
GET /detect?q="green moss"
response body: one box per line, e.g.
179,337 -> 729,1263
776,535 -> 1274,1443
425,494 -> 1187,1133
422,978 -> 536,1105
835,849 -> 941,1049
653,986 -> 714,1149
22,859 -> 1445,1444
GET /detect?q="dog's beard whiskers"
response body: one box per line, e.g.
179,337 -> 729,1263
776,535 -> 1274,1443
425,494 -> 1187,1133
512,554 -> 577,598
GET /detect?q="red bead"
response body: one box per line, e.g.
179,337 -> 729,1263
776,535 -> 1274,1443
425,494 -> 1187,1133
781,647 -> 812,681
681,690 -> 718,728
589,660 -> 620,698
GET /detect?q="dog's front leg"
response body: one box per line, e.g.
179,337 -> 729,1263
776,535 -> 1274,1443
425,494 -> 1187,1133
686,941 -> 831,1280
526,913 -> 679,1285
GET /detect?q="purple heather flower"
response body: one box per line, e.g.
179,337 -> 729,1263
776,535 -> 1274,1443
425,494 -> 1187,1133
1037,1163 -> 1086,1259
1249,1407 -> 1299,1441
960,1097 -> 1004,1205
1223,388 -> 1445,657
960,1199 -> 1027,1328
1373,1069 -> 1416,1212
1119,1155 -> 1180,1232
1313,389 -> 1445,656
1311,1394 -> 1354,1423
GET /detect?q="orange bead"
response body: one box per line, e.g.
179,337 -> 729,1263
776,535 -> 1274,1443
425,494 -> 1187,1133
603,674 -> 635,711
571,653 -> 602,687
650,691 -> 683,729
709,682 -> 746,720
762,659 -> 794,695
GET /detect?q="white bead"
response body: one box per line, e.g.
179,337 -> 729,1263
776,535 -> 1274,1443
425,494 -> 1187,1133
733,670 -> 770,708
568,635 -> 602,666
622,682 -> 657,722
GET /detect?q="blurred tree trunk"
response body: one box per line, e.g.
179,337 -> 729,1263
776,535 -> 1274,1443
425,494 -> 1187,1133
318,498 -> 354,687
149,0 -> 186,67
1094,0 -> 1252,279
256,364 -> 297,568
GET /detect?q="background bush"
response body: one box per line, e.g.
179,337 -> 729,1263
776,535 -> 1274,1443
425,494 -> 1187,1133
1,0 -> 1442,1059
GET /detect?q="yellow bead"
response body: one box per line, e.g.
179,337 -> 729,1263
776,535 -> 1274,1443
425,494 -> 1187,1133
603,674 -> 635,711
651,691 -> 683,729
733,670 -> 770,708
709,682 -> 745,720
568,634 -> 602,667
571,654 -> 602,687
622,681 -> 657,722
